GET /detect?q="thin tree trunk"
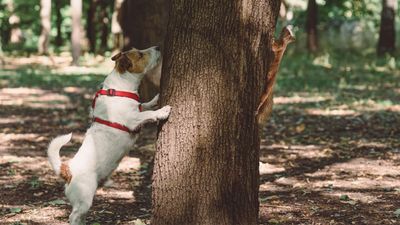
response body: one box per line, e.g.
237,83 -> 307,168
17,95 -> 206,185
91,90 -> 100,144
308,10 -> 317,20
55,0 -> 63,48
99,0 -> 110,53
377,0 -> 397,55
71,0 -> 82,66
38,0 -> 51,55
306,0 -> 318,52
152,1 -> 280,224
7,0 -> 23,44
87,0 -> 97,53
112,0 -> 124,50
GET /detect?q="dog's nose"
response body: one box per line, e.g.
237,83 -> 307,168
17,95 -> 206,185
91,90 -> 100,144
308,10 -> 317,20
154,46 -> 160,51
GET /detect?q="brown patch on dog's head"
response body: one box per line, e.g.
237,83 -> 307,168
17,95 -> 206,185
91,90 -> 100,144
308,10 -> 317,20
112,52 -> 133,74
112,49 -> 152,74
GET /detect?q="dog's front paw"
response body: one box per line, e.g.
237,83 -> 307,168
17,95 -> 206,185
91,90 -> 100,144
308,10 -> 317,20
157,105 -> 171,120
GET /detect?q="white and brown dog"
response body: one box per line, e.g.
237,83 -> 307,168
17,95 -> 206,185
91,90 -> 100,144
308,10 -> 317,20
47,46 -> 170,225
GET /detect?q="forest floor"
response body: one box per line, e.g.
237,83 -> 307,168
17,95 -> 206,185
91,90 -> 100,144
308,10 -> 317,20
0,53 -> 399,225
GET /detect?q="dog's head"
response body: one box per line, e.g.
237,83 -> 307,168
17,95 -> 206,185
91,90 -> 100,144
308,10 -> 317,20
111,46 -> 161,76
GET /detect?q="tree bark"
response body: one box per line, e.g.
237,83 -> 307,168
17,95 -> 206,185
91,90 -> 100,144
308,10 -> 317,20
112,0 -> 124,50
99,0 -> 110,53
71,0 -> 82,65
152,1 -> 280,224
118,0 -> 169,51
38,0 -> 51,55
306,0 -> 318,52
55,0 -> 63,48
7,0 -> 23,44
86,0 -> 98,53
377,0 -> 397,55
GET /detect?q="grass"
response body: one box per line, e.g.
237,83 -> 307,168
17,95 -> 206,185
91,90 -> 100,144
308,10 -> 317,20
0,67 -> 104,90
276,50 -> 399,111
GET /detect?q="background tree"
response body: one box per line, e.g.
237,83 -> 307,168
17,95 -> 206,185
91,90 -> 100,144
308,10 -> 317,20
117,0 -> 169,51
38,0 -> 51,55
116,0 -> 169,100
98,0 -> 112,53
6,0 -> 23,44
54,0 -> 64,48
306,0 -> 318,52
152,1 -> 280,224
377,0 -> 397,55
111,0 -> 124,50
86,0 -> 97,53
71,0 -> 82,65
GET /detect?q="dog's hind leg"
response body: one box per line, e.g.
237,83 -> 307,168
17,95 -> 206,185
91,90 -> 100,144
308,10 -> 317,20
66,175 -> 97,225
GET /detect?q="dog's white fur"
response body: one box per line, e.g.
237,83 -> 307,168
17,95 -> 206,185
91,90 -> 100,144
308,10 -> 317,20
47,46 -> 170,225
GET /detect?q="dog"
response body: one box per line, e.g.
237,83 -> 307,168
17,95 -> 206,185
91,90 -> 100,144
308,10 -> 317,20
47,46 -> 171,225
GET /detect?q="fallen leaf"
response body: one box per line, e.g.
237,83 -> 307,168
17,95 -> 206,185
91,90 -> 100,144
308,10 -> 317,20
10,207 -> 22,213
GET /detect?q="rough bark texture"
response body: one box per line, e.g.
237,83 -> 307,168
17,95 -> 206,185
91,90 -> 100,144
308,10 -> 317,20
38,0 -> 51,54
377,0 -> 397,55
152,1 -> 280,225
306,0 -> 318,52
71,0 -> 82,65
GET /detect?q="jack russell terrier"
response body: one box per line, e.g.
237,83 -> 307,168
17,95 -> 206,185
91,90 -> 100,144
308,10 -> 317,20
47,46 -> 171,225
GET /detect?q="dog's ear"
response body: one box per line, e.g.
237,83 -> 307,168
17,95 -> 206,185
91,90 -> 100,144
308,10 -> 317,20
111,52 -> 122,61
114,53 -> 133,74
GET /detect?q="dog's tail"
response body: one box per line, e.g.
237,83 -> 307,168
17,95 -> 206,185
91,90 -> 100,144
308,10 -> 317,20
47,133 -> 72,176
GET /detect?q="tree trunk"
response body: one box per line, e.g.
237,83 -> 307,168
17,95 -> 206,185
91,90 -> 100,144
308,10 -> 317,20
117,0 -> 169,100
38,0 -> 51,55
99,0 -> 110,53
71,0 -> 82,66
377,0 -> 397,55
86,0 -> 98,53
55,0 -> 63,48
7,0 -> 23,44
118,0 -> 169,51
112,0 -> 124,50
152,1 -> 280,224
306,0 -> 318,52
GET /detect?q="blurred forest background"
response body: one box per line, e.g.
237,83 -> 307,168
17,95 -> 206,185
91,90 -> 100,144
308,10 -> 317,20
0,0 -> 400,224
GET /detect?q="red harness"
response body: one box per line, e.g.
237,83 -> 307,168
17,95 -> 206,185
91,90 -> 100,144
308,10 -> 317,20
91,89 -> 142,134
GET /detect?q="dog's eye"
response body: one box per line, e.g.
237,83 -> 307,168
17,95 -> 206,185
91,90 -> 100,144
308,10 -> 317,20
138,52 -> 144,58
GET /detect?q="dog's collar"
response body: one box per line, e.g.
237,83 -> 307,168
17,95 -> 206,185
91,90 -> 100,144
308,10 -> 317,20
92,89 -> 142,134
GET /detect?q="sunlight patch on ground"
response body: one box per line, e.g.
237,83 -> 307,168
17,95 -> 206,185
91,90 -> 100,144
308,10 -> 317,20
0,88 -> 71,109
274,94 -> 332,105
1,205 -> 68,225
260,144 -> 332,162
311,158 -> 400,178
0,116 -> 27,125
259,162 -> 285,175
306,108 -> 359,116
0,133 -> 41,144
116,157 -> 141,172
96,189 -> 135,202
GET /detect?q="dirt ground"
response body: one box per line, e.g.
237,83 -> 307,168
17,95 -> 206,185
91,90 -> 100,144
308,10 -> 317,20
0,58 -> 400,224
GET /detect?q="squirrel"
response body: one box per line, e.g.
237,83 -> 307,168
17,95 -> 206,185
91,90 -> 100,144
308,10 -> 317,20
256,26 -> 295,125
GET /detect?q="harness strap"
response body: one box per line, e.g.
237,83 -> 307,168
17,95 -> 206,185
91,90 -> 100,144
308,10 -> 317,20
93,117 -> 133,133
91,89 -> 142,134
92,89 -> 141,109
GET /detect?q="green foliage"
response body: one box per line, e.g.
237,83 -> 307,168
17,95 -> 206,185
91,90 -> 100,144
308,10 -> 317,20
276,48 -> 399,111
0,67 -> 104,90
